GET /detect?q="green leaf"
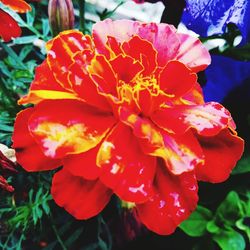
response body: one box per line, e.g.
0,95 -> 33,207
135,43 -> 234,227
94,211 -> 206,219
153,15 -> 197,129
213,229 -> 246,250
232,155 -> 250,175
179,205 -> 213,237
206,220 -> 220,234
41,200 -> 50,215
236,217 -> 250,242
65,227 -> 84,247
216,191 -> 243,226
26,6 -> 35,26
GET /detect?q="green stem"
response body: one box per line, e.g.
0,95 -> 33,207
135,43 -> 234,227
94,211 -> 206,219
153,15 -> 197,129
49,216 -> 67,250
78,0 -> 85,33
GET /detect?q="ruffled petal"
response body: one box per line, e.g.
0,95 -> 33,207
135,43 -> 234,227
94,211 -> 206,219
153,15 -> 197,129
121,36 -> 157,75
181,82 -> 205,105
88,54 -> 117,95
110,54 -> 143,83
0,9 -> 21,42
159,60 -> 197,98
195,129 -> 244,183
68,50 -> 111,111
97,123 -> 156,203
63,145 -> 100,180
136,161 -> 198,235
175,33 -> 211,72
1,0 -> 31,13
19,60 -> 76,105
152,102 -> 234,136
51,169 -> 112,219
93,19 -> 180,67
12,108 -> 61,171
47,31 -> 93,89
28,100 -> 115,158
119,107 -> 204,175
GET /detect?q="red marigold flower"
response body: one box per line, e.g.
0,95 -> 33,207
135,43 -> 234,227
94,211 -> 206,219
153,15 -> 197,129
12,19 -> 244,235
0,0 -> 32,42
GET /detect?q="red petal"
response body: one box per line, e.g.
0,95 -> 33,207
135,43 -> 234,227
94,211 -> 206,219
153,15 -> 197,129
1,0 -> 31,13
196,129 -> 244,183
181,82 -> 205,105
19,60 -> 76,105
152,102 -> 234,136
119,107 -> 203,175
0,10 -> 21,42
159,61 -> 197,98
12,108 -> 61,171
63,145 -> 100,180
121,36 -> 157,75
47,31 -> 93,89
68,50 -> 111,111
28,100 -> 115,158
51,169 -> 112,219
93,19 -> 180,67
97,123 -> 156,203
175,33 -> 211,72
137,161 -> 198,235
0,175 -> 14,192
88,55 -> 117,95
110,54 -> 143,83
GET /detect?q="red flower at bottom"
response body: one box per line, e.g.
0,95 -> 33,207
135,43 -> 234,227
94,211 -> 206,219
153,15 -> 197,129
12,19 -> 244,235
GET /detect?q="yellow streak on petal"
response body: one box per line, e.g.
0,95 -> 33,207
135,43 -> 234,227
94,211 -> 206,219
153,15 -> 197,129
18,90 -> 77,105
34,122 -> 105,157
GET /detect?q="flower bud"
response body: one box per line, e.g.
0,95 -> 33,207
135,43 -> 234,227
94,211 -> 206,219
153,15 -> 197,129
48,0 -> 75,36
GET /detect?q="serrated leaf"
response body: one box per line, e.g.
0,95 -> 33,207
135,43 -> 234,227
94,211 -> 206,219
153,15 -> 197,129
213,229 -> 246,250
35,187 -> 43,202
179,205 -> 213,237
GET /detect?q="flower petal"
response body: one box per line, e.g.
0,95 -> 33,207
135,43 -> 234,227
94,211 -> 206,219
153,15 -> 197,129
136,162 -> 198,235
93,19 -> 180,67
152,102 -> 234,136
97,123 -> 156,203
159,60 -> 197,98
68,50 -> 111,111
1,0 -> 31,13
110,54 -> 143,83
19,60 -> 76,105
63,145 -> 100,180
12,108 -> 61,171
119,107 -> 204,175
51,169 -> 112,219
28,100 -> 115,158
121,35 -> 157,75
0,9 -> 21,42
195,129 -> 244,183
47,31 -> 93,89
175,33 -> 211,72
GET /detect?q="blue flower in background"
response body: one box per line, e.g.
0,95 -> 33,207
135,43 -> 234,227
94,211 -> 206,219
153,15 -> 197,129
203,55 -> 250,103
182,0 -> 250,44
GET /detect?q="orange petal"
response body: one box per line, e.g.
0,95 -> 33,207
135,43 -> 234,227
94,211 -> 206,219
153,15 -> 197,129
97,123 -> 156,203
1,0 -> 31,13
195,129 -> 244,183
28,100 -> 116,158
12,108 -> 61,171
137,162 -> 198,235
152,102 -> 234,136
51,169 -> 112,219
0,9 -> 21,42
47,31 -> 93,89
